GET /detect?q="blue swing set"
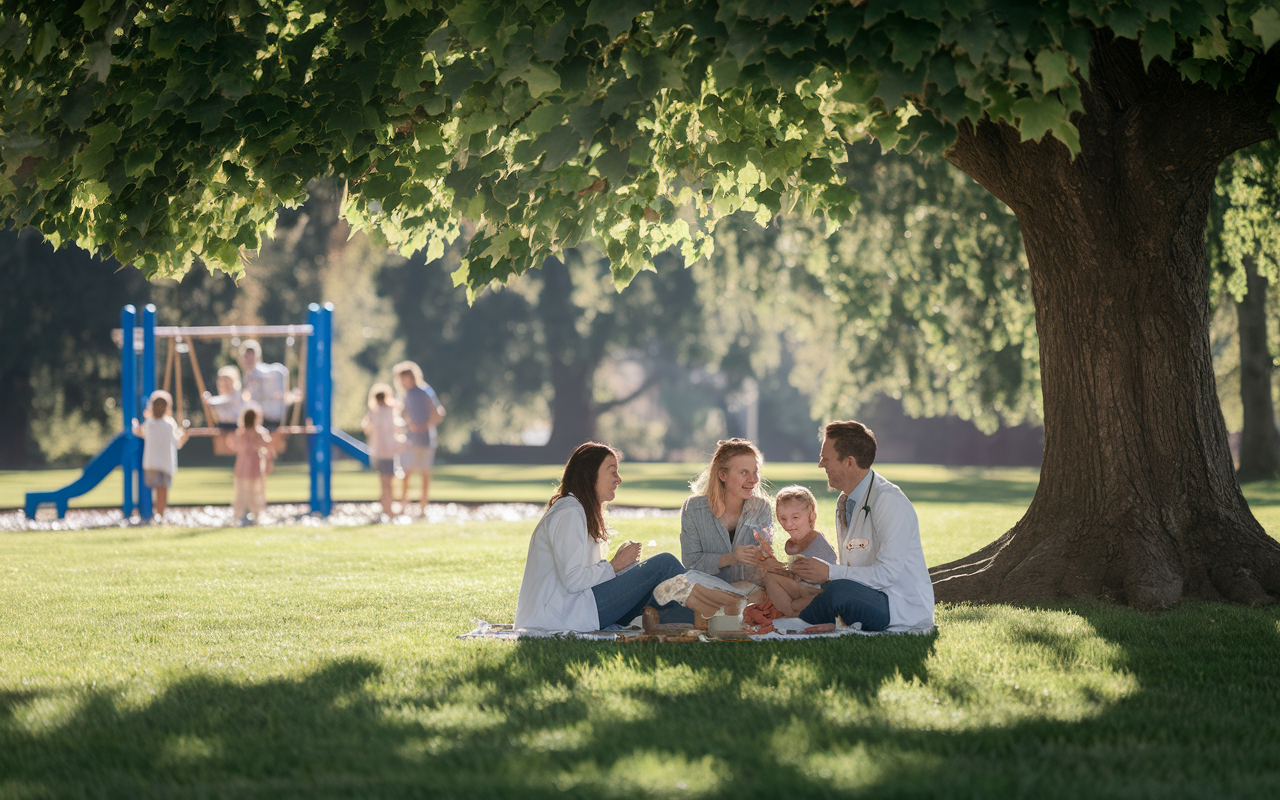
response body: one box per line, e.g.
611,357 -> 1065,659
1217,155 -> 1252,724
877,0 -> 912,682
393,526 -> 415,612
24,303 -> 370,520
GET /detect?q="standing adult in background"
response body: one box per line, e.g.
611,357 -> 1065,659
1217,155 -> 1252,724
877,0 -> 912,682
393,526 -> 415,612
238,339 -> 295,428
680,438 -> 774,587
394,360 -> 445,512
790,421 -> 935,632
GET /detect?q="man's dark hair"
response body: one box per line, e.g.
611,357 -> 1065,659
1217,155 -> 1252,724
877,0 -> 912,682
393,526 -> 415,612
824,421 -> 877,469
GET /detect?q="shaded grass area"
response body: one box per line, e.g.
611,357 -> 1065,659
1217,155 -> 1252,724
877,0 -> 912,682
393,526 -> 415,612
4,505 -> 1280,797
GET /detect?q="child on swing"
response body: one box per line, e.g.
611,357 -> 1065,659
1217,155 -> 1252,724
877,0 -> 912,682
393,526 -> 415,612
229,405 -> 272,525
361,383 -> 405,517
134,390 -> 188,520
760,485 -> 838,617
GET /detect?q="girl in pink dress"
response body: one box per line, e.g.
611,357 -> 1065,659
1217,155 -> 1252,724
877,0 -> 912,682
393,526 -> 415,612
230,406 -> 273,524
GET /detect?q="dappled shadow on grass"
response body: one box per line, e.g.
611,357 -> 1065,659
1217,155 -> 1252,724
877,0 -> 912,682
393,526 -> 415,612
4,605 -> 1280,797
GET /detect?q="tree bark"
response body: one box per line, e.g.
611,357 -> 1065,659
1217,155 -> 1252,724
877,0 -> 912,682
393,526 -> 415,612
932,33 -> 1280,608
1235,255 -> 1280,481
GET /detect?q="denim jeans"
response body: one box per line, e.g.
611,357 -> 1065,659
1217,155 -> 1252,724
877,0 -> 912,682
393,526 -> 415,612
591,552 -> 694,628
798,579 -> 891,631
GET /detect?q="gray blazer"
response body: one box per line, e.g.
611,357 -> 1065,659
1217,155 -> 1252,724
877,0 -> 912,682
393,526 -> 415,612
679,495 -> 774,584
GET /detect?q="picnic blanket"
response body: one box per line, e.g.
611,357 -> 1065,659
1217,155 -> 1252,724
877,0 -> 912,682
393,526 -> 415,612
458,618 -> 934,642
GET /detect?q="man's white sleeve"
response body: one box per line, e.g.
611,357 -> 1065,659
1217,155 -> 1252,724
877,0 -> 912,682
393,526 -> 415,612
827,494 -> 918,590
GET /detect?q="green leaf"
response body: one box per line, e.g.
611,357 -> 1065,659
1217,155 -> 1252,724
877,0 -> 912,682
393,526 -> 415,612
523,61 -> 561,97
124,145 -> 161,178
1034,50 -> 1072,92
585,0 -> 646,40
592,144 -> 630,185
733,0 -> 812,24
875,63 -> 924,109
1140,19 -> 1176,69
77,0 -> 109,30
445,165 -> 482,199
60,85 -> 96,129
85,40 -> 112,82
187,96 -> 235,132
32,22 -> 57,63
1252,7 -> 1280,51
1105,6 -> 1144,41
537,124 -> 582,170
1011,96 -> 1078,155
73,122 -> 121,179
1060,25 -> 1092,83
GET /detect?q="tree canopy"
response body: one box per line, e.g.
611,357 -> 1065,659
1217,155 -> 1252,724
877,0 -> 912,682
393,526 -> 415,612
4,1 -> 1279,283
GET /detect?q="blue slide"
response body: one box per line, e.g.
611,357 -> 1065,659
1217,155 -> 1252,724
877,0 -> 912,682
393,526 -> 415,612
330,429 -> 371,467
25,433 -> 132,519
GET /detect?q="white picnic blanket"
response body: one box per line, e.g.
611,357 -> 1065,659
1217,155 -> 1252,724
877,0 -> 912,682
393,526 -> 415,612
457,619 -> 935,641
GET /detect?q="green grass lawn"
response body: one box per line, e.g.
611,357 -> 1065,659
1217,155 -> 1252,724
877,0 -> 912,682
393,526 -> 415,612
1,460 -> 1046,511
4,469 -> 1280,797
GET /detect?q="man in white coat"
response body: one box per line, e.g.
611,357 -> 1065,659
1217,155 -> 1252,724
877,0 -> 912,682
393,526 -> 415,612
789,421 -> 935,632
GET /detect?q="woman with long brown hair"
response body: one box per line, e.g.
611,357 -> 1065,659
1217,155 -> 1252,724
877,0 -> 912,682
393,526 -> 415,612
514,442 -> 697,630
680,438 -> 773,585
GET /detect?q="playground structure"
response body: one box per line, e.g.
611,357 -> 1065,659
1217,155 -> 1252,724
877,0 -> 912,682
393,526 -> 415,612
24,303 -> 370,520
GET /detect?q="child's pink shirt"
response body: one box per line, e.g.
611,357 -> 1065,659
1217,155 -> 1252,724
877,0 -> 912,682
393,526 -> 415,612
231,427 -> 271,479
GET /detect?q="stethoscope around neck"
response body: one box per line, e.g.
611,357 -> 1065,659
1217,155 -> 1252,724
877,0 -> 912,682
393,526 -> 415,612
854,470 -> 877,523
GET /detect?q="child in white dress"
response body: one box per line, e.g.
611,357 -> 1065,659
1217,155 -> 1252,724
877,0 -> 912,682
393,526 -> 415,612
134,390 -> 188,519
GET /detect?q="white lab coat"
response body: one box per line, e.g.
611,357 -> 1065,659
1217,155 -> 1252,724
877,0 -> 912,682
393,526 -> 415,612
514,495 -> 615,631
827,471 -> 935,632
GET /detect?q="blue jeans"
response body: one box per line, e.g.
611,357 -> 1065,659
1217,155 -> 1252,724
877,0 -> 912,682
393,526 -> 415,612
798,579 -> 891,631
591,552 -> 694,628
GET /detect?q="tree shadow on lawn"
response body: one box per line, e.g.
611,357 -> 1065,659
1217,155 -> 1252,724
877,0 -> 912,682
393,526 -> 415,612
3,605 -> 1279,797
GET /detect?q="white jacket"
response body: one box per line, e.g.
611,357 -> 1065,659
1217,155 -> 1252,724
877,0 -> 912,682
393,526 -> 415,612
828,471 -> 935,632
514,495 -> 615,631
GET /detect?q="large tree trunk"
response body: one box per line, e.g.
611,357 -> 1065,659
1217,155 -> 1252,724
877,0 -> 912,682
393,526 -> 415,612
1235,255 -> 1280,481
932,33 -> 1280,608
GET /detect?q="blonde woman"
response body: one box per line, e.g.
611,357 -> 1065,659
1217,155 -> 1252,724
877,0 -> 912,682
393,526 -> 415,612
679,438 -> 773,586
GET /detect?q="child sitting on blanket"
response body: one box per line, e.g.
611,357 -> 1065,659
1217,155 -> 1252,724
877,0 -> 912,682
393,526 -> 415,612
760,485 -> 838,617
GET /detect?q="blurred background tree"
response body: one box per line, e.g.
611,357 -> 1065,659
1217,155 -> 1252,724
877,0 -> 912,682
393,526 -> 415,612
1208,140 -> 1280,482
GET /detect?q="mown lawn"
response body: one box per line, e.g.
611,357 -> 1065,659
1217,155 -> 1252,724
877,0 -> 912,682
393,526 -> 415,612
3,470 -> 1280,797
0,461 -> 1045,511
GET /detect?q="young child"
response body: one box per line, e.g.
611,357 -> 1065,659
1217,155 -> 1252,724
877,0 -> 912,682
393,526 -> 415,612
229,405 -> 272,524
761,485 -> 838,617
361,383 -> 404,517
134,390 -> 188,519
205,365 -> 244,428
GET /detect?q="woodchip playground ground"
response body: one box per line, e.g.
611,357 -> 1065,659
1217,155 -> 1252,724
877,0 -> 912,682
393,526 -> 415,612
2,462 -> 1280,797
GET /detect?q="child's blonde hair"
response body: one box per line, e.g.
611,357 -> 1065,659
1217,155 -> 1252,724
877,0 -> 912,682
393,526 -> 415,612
368,382 -> 397,411
690,438 -> 768,518
217,365 -> 242,391
774,485 -> 817,515
149,390 -> 173,418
